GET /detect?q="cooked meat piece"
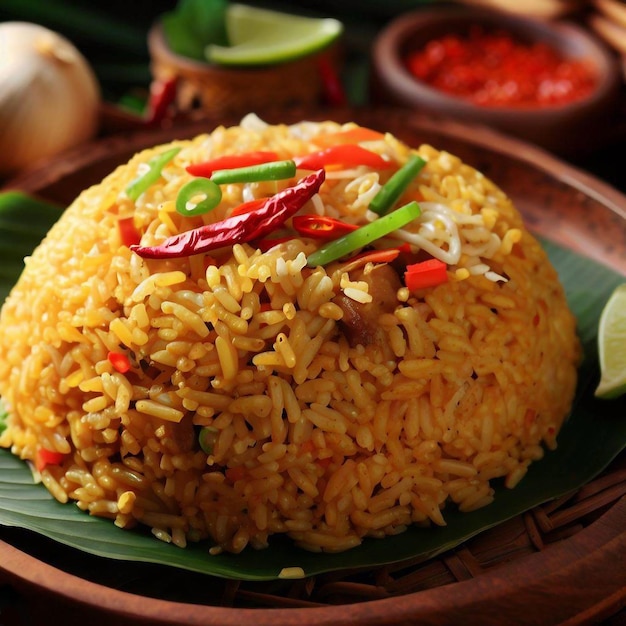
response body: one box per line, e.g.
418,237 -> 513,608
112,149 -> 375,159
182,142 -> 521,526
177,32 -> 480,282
333,263 -> 401,347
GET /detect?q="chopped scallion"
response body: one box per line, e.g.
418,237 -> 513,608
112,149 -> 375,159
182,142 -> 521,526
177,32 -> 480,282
368,154 -> 426,216
306,201 -> 421,267
176,178 -> 222,216
125,147 -> 181,202
199,426 -> 219,455
210,160 -> 296,185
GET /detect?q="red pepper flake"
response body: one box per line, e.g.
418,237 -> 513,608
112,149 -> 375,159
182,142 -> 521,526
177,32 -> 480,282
108,351 -> 131,373
35,448 -> 67,472
225,466 -> 246,483
404,258 -> 448,291
118,217 -> 141,248
405,27 -> 597,107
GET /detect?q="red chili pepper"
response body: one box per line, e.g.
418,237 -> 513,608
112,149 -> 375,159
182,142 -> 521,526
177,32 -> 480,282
404,258 -> 448,291
317,53 -> 347,107
292,215 -> 359,240
108,351 -> 131,373
255,236 -> 295,251
35,448 -> 67,473
225,466 -> 246,483
186,151 -> 280,178
312,127 -> 385,148
339,248 -> 402,273
230,198 -> 268,217
118,217 -> 141,247
145,77 -> 177,126
294,144 -> 392,171
131,169 -> 325,259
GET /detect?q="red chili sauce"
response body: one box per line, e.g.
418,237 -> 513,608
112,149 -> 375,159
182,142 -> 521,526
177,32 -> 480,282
405,27 -> 597,107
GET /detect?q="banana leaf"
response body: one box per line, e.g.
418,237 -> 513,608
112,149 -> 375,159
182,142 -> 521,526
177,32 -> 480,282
0,191 -> 624,581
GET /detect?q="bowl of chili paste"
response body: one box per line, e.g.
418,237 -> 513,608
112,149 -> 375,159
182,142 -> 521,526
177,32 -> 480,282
372,5 -> 621,156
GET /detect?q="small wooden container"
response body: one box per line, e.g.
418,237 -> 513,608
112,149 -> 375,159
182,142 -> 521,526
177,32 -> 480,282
148,23 -> 333,118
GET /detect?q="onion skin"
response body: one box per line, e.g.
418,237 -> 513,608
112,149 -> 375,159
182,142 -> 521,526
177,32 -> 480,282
0,22 -> 101,177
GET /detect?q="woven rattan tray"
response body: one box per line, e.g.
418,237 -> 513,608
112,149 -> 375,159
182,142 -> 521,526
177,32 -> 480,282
1,108 -> 625,626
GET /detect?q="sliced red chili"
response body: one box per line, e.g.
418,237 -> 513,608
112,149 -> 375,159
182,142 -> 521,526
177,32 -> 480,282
118,217 -> 141,247
108,351 -> 131,373
294,145 -> 393,171
292,215 -> 359,240
404,258 -> 448,291
35,448 -> 67,473
186,151 -> 280,178
131,169 -> 325,259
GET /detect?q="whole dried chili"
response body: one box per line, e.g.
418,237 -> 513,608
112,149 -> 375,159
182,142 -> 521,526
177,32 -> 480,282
131,168 -> 325,259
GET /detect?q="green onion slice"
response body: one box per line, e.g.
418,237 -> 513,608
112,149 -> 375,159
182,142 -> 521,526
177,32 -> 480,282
210,160 -> 297,185
125,147 -> 181,202
176,178 -> 222,216
307,201 -> 421,267
198,426 -> 219,455
368,154 -> 426,216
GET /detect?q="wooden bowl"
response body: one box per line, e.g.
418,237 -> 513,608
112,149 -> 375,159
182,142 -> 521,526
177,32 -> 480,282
1,108 -> 625,625
147,22 -> 337,118
371,5 -> 622,157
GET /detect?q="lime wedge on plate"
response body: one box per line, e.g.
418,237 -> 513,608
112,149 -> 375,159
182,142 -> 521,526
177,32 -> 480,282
205,3 -> 343,66
595,283 -> 626,399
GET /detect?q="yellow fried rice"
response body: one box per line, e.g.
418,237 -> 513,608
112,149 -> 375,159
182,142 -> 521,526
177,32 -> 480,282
0,115 -> 580,554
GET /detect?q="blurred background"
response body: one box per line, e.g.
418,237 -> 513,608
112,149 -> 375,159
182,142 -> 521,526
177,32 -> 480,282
0,0 -> 624,187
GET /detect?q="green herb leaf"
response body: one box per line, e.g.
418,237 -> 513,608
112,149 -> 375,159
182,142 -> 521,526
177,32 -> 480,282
162,0 -> 229,61
0,196 -> 625,581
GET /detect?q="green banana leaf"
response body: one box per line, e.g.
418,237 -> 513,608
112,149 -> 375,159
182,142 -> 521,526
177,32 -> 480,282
0,191 -> 624,581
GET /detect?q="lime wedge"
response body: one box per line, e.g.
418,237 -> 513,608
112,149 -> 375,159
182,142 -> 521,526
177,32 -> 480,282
595,283 -> 626,399
205,3 -> 343,66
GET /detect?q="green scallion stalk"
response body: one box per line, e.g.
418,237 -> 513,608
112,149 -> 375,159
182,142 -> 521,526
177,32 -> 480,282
306,201 -> 421,267
125,147 -> 181,202
176,178 -> 222,216
368,154 -> 426,216
210,160 -> 296,185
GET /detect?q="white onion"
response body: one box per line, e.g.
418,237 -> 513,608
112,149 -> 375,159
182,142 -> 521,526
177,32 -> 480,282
0,22 -> 101,176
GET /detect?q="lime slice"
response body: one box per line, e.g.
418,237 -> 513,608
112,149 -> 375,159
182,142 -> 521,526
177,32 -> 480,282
205,3 -> 343,66
595,283 -> 626,399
